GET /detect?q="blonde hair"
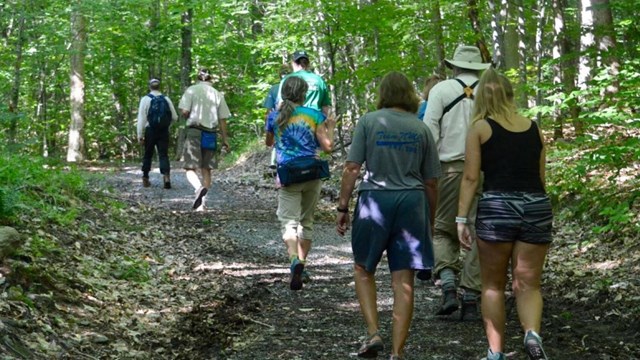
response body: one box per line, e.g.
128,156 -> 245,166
472,68 -> 516,124
376,71 -> 421,113
422,74 -> 444,100
276,76 -> 308,130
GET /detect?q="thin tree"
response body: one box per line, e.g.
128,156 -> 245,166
67,3 -> 87,162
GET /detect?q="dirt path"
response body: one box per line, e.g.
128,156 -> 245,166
21,154 -> 640,360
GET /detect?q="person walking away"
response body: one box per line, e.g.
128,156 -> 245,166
457,69 -> 552,360
337,71 -> 441,360
178,68 -> 231,211
278,50 -> 331,117
137,78 -> 178,189
416,74 -> 444,121
265,76 -> 335,291
423,45 -> 491,320
263,65 -> 290,169
272,50 -> 332,282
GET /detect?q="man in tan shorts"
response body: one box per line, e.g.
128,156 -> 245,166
178,68 -> 231,210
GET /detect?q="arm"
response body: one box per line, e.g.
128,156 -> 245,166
336,161 -> 361,236
424,177 -> 438,235
538,126 -> 546,190
219,118 -> 230,151
265,131 -> 274,147
457,123 -> 483,250
136,97 -> 147,142
180,109 -> 190,119
166,97 -> 179,122
315,112 -> 336,153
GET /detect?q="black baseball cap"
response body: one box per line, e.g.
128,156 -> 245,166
292,50 -> 309,62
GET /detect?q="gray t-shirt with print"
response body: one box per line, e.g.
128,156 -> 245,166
347,108 -> 441,192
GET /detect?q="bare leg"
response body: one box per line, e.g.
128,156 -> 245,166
390,269 -> 414,357
298,238 -> 311,262
202,168 -> 212,188
477,239 -> 513,354
511,241 -> 549,334
354,264 -> 380,338
185,169 -> 202,191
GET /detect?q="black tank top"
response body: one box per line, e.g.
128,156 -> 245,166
481,118 -> 545,193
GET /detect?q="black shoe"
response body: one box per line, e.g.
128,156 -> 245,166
142,177 -> 151,188
290,258 -> 304,291
435,289 -> 459,316
416,269 -> 432,281
192,187 -> 208,209
460,298 -> 481,321
163,175 -> 171,189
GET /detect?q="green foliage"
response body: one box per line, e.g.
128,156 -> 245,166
110,256 -> 151,282
0,153 -> 91,225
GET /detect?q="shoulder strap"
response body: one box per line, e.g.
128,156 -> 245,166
147,93 -> 155,100
441,79 -> 479,116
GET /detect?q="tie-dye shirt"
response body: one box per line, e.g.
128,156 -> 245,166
266,106 -> 326,165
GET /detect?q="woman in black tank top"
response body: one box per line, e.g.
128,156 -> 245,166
456,68 -> 552,360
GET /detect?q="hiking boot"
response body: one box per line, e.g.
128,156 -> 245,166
142,177 -> 151,188
290,258 -> 304,291
416,269 -> 432,281
524,330 -> 549,360
435,289 -> 459,316
460,298 -> 481,321
482,349 -> 506,360
163,175 -> 171,189
192,187 -> 208,209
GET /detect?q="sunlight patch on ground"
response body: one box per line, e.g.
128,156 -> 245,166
588,259 -> 622,270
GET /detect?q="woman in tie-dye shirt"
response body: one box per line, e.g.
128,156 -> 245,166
265,76 -> 336,291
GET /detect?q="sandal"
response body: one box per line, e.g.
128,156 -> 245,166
357,332 -> 384,358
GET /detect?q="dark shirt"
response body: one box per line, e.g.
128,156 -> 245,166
481,118 -> 545,193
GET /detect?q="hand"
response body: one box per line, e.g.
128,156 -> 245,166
139,138 -> 145,146
336,212 -> 351,236
325,112 -> 338,129
222,141 -> 230,152
457,223 -> 473,250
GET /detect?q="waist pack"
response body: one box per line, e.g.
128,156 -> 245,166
277,157 -> 330,186
201,131 -> 217,151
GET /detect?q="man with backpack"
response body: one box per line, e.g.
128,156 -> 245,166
137,78 -> 178,189
423,45 -> 491,321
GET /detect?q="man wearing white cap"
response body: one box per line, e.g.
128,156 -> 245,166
423,45 -> 491,321
137,78 -> 178,189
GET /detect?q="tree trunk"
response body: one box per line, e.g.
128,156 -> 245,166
503,0 -> 519,71
467,0 -> 493,64
67,4 -> 86,162
516,0 -> 528,108
175,7 -> 193,161
551,0 -> 565,140
534,0 -> 548,124
431,0 -> 446,77
8,13 -> 25,145
592,0 -> 619,97
489,0 -> 506,69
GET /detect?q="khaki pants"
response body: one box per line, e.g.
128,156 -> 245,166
276,179 -> 322,241
433,161 -> 481,292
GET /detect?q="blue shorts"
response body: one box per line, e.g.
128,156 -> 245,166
476,191 -> 553,244
352,190 -> 434,273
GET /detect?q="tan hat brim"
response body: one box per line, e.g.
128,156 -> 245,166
445,59 -> 491,70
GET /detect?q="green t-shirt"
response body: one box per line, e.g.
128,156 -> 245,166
278,70 -> 331,112
347,108 -> 442,192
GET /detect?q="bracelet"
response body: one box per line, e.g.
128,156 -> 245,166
455,216 -> 468,224
337,207 -> 349,213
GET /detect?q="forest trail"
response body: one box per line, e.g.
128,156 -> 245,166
82,153 -> 636,360
5,154 -> 636,360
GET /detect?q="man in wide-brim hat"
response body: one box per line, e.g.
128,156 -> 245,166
422,45 -> 491,322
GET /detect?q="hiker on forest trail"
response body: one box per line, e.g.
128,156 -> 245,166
458,68 -> 552,360
137,78 -> 178,189
178,68 -> 231,211
263,65 -> 290,169
336,71 -> 441,360
423,45 -> 491,321
265,76 -> 336,291
277,50 -> 331,117
416,74 -> 444,121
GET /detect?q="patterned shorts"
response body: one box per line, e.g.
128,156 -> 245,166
476,191 -> 553,244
